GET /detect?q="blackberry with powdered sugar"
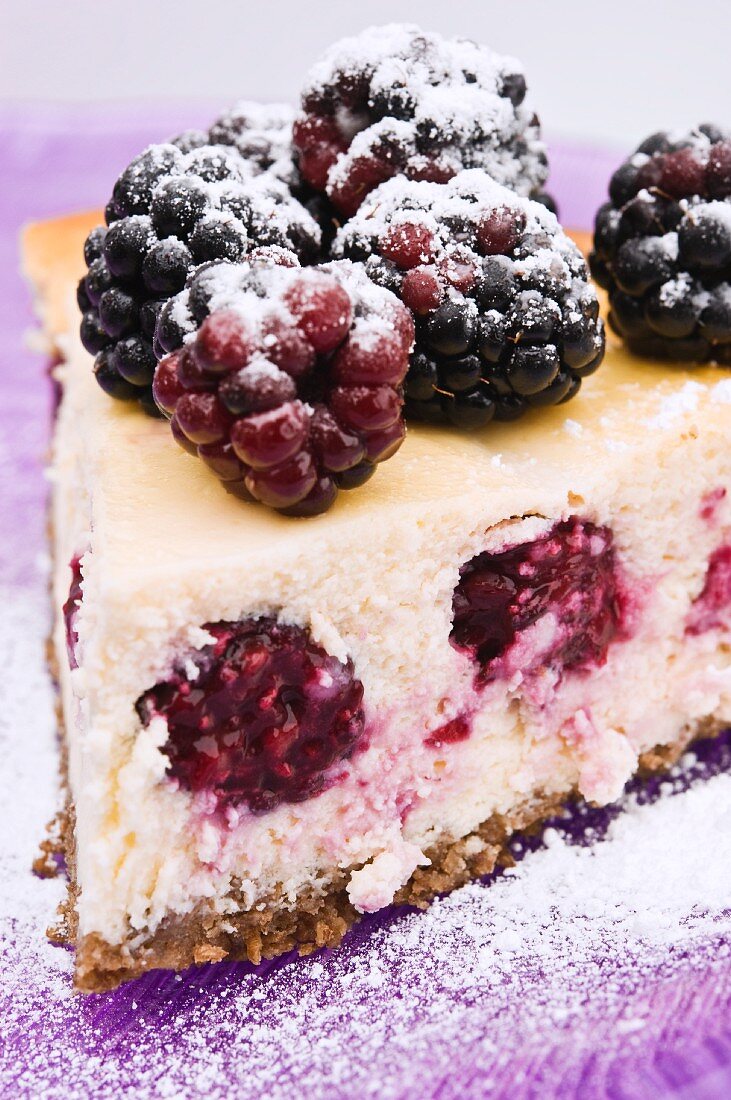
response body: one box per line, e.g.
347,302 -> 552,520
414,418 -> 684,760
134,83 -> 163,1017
152,254 -> 413,515
80,139 -> 321,412
293,23 -> 549,217
333,169 -> 604,429
590,124 -> 731,362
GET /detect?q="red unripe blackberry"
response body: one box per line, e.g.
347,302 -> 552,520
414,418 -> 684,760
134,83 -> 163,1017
195,310 -> 256,371
230,401 -> 310,468
284,275 -> 353,352
477,207 -> 525,255
331,329 -> 408,387
175,391 -> 230,445
153,257 -> 412,515
247,451 -> 318,509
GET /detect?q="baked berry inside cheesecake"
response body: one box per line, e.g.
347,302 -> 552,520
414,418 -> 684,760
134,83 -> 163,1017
23,211 -> 731,991
20,25 -> 731,992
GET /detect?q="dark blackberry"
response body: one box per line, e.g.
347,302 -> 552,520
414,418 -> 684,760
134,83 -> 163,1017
80,138 -> 321,411
103,215 -> 156,278
152,257 -> 413,516
333,169 -> 603,428
83,225 -> 107,265
149,177 -> 210,238
678,203 -> 731,270
424,301 -> 477,356
443,387 -> 495,430
590,124 -> 731,361
169,129 -> 208,154
76,278 -> 91,313
700,285 -> 731,343
84,257 -> 114,305
111,145 -> 183,217
98,287 -> 139,339
201,100 -> 348,254
474,258 -> 519,313
139,299 -> 164,339
293,24 -> 548,216
189,217 -> 248,263
93,347 -> 138,400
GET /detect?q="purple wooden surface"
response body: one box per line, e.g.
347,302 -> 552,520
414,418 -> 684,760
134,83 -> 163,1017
2,104 -> 730,1099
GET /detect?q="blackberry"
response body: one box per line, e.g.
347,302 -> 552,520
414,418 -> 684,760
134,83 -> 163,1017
152,255 -> 414,516
333,169 -> 603,428
293,24 -> 548,216
136,617 -> 366,814
80,139 -> 321,411
590,124 -> 731,361
452,518 -> 624,686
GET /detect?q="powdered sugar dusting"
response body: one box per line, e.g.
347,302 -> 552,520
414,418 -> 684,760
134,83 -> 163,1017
334,168 -> 578,269
712,378 -> 731,403
172,255 -> 404,347
206,100 -> 299,187
646,380 -> 706,428
300,23 -> 547,201
332,170 -> 593,322
114,140 -> 320,258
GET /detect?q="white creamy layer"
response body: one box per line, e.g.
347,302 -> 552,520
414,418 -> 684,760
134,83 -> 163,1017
47,278 -> 731,946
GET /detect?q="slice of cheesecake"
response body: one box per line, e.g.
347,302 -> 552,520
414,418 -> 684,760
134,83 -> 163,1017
23,213 -> 731,992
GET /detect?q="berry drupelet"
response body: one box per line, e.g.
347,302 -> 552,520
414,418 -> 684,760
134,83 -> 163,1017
590,124 -> 731,362
292,23 -> 548,217
152,255 -> 414,515
333,169 -> 604,429
136,617 -> 366,814
79,140 -> 321,412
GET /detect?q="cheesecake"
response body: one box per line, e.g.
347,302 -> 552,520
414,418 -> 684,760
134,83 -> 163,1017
23,212 -> 731,992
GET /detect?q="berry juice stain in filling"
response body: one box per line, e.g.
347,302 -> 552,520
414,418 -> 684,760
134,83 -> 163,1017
63,556 -> 84,669
136,618 -> 366,815
424,713 -> 471,748
451,518 -> 625,686
686,545 -> 731,635
700,487 -> 727,524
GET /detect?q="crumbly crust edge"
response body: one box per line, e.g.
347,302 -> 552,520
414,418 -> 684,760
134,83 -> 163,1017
40,720 -> 720,994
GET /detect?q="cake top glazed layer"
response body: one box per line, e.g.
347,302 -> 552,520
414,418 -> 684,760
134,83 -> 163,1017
22,212 -> 731,587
